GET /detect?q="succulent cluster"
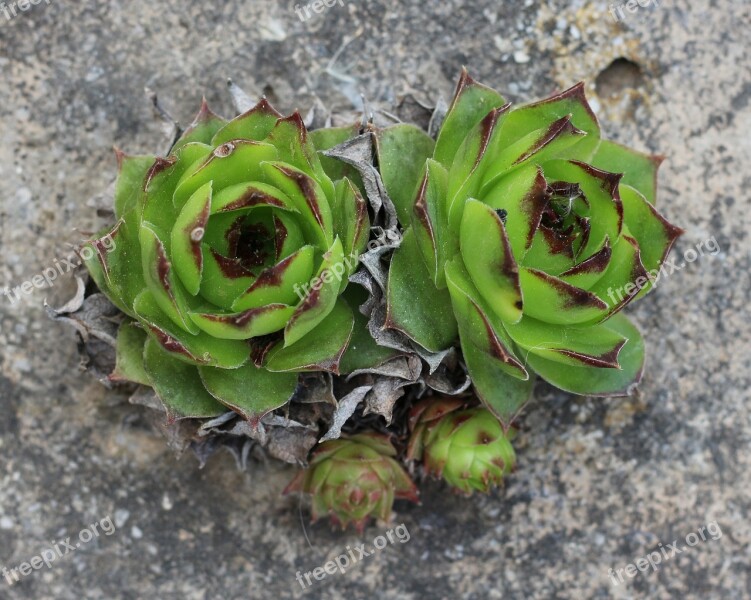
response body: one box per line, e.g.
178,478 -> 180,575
284,433 -> 419,531
74,70 -> 681,529
407,398 -> 516,495
84,99 -> 369,423
379,71 -> 683,423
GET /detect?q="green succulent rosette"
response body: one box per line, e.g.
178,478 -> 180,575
83,99 -> 371,422
378,70 -> 683,423
284,432 -> 419,531
407,397 -> 516,494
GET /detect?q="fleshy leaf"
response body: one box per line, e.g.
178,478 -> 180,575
113,151 -> 155,218
139,222 -> 199,334
142,143 -> 213,232
211,98 -> 283,145
412,159 -> 454,288
331,178 -> 369,265
133,290 -> 250,368
110,322 -> 149,385
198,246 -> 255,309
461,338 -> 534,427
447,105 -> 509,230
589,235 -> 650,314
434,69 -> 507,168
619,184 -> 683,296
265,298 -> 354,374
284,237 -> 344,346
499,82 -> 601,161
591,139 -> 662,204
459,199 -> 523,324
480,115 -> 587,192
518,267 -> 608,325
143,337 -> 225,420
444,258 -> 527,380
231,246 -> 316,312
385,228 -> 458,352
480,164 -> 548,260
82,216 -> 145,316
172,141 -> 279,210
505,316 -> 627,369
188,303 -> 296,340
199,363 -> 298,422
261,161 -> 334,250
266,112 -> 336,201
172,99 -> 227,151
375,124 -> 435,224
526,313 -> 645,396
170,181 -> 212,296
211,181 -> 297,214
559,238 -> 612,289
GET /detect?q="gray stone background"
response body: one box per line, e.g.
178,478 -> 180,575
0,0 -> 749,598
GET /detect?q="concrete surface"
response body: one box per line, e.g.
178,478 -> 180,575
0,0 -> 749,598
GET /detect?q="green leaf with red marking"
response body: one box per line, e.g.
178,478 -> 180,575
411,159 -> 454,288
526,313 -> 645,396
444,258 -> 527,380
113,152 -> 155,218
170,181 -> 212,296
133,290 -> 250,368
172,100 -> 227,151
434,69 -> 507,167
265,298 -> 354,373
211,98 -> 283,146
110,321 -> 149,385
591,139 -> 662,204
376,124 -> 435,224
143,337 -> 226,420
283,237 -> 344,346
199,363 -> 298,422
459,199 -> 523,324
386,228 -> 458,352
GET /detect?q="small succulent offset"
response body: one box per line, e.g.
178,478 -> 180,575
68,70 -> 681,531
407,397 -> 516,494
284,433 -> 419,531
379,70 -> 683,425
83,99 -> 369,422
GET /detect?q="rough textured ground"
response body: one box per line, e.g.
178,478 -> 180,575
1,0 -> 749,598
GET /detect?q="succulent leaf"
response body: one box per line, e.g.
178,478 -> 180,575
385,228 -> 458,352
143,337 -> 226,420
172,99 -> 227,151
525,313 -> 645,396
266,298 -> 354,373
110,322 -> 150,385
375,123 -> 435,224
591,139 -> 661,204
199,363 -> 298,423
433,69 -> 507,167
